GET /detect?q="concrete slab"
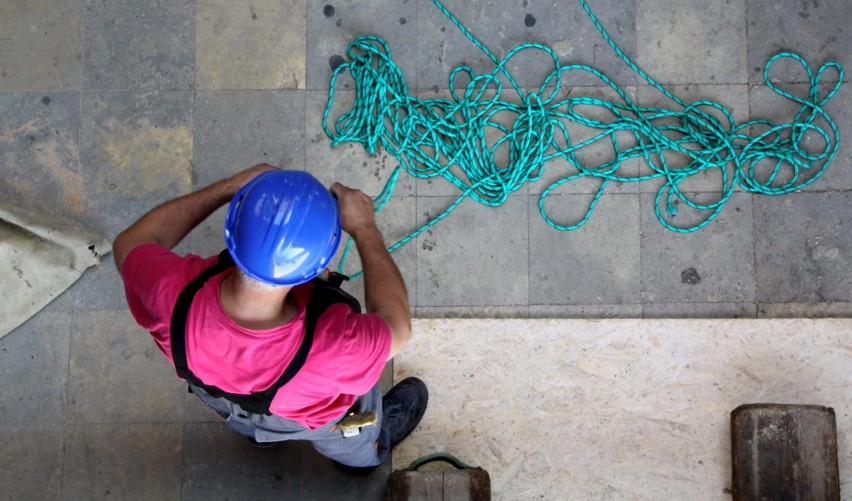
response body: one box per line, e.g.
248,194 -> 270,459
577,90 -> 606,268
70,260 -> 138,312
0,92 -> 84,223
306,0 -> 420,91
529,193 -> 641,305
643,302 -> 757,319
416,195 -> 529,308
414,0 -> 528,91
746,0 -> 851,84
83,0 -> 195,91
181,423 -> 301,499
754,191 -> 852,303
0,0 -> 82,91
521,0 -> 639,88
67,310 -> 186,423
640,192 -> 755,305
0,312 -> 70,425
80,91 -> 193,208
181,423 -> 389,501
0,425 -> 64,499
63,423 -> 183,500
394,317 -> 852,500
636,0 -> 748,85
531,303 -> 643,318
306,90 -> 416,196
193,90 -> 306,188
196,0 -> 306,90
417,305 -> 530,319
759,302 -> 852,319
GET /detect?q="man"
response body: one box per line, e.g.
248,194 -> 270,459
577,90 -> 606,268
114,163 -> 427,472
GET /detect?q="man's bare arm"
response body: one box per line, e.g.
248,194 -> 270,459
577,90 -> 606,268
330,183 -> 411,360
113,163 -> 277,273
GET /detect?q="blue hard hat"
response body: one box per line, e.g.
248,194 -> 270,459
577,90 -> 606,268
224,170 -> 341,286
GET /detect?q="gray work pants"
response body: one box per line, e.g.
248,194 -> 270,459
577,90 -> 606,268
189,383 -> 390,468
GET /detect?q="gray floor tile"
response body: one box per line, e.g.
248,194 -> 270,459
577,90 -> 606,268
0,425 -> 63,499
181,423 -> 301,499
758,302 -> 852,318
0,0 -> 82,91
196,0 -> 306,90
63,423 -> 183,501
70,262 -> 128,312
642,302 -> 756,319
414,0 -> 638,89
635,83 -> 750,194
306,90 -> 416,196
529,193 -> 641,305
306,0 -> 420,91
530,304 -> 642,319
193,90 -> 306,188
0,92 -> 85,224
183,423 -> 388,501
67,310 -> 186,423
414,0 -> 528,90
754,191 -> 852,303
636,0 -> 747,85
416,305 -> 530,319
746,0 -> 850,84
640,191 -> 755,304
0,312 -> 70,425
80,91 -> 193,238
417,195 -> 529,307
748,82 -> 851,192
521,0 -> 639,88
83,0 -> 194,91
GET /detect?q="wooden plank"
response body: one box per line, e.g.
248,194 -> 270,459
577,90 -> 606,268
386,469 -> 491,501
386,471 -> 444,501
443,469 -> 491,501
731,403 -> 840,501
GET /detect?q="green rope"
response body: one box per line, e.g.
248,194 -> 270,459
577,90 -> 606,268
328,0 -> 844,278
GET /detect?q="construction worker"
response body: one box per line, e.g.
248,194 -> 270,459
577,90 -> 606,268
113,163 -> 427,472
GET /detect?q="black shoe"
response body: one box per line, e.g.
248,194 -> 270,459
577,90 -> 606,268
247,436 -> 278,449
382,377 -> 428,448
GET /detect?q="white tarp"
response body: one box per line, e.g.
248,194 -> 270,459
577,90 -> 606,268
0,205 -> 110,338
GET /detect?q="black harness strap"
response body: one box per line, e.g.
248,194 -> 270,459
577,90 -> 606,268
169,250 -> 360,415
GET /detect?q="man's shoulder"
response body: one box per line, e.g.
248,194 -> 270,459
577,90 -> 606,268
123,243 -> 218,278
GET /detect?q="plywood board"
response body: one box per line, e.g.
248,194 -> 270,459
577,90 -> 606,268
393,319 -> 851,500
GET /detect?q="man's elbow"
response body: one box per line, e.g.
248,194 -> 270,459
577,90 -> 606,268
385,318 -> 412,360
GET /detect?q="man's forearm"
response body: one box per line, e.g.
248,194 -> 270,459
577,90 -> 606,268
113,163 -> 276,272
354,227 -> 411,350
132,181 -> 232,247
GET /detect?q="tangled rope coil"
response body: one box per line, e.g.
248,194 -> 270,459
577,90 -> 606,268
326,0 -> 844,276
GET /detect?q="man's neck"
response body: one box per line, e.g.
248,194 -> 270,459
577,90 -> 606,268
219,272 -> 296,330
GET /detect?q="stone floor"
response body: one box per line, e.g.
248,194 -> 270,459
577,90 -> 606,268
0,0 -> 849,499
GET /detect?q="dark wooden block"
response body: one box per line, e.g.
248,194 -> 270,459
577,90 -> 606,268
385,454 -> 491,501
731,403 -> 840,501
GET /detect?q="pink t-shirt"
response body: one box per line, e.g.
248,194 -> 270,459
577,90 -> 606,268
121,243 -> 391,429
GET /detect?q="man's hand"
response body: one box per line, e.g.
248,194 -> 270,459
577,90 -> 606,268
330,182 -> 377,238
222,163 -> 279,194
113,163 -> 279,273
330,182 -> 411,360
